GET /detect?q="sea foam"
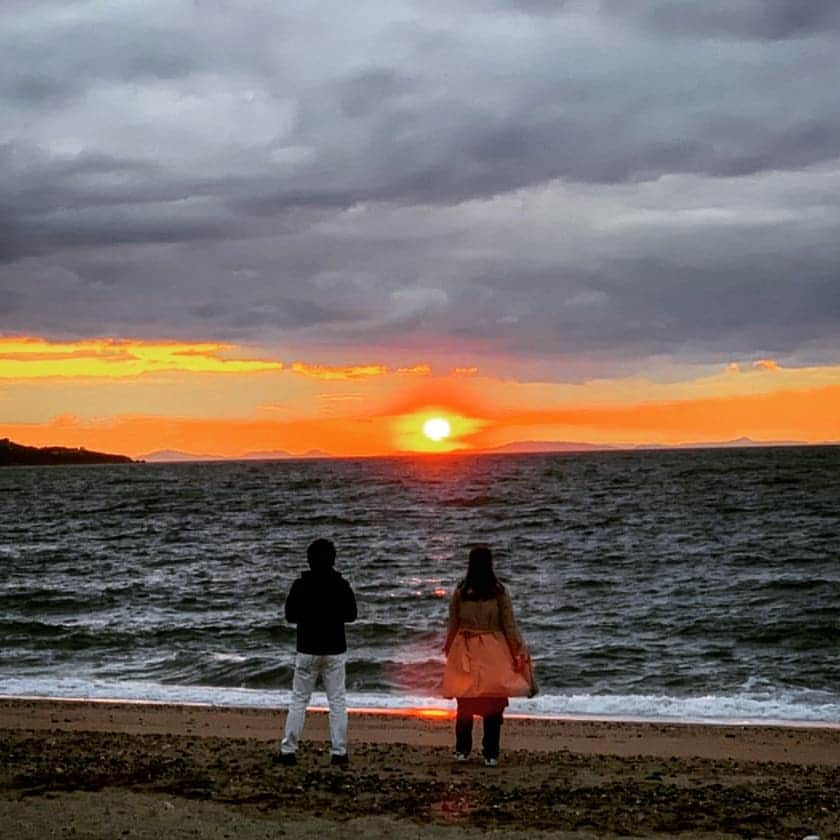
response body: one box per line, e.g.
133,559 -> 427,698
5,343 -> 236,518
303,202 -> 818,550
3,677 -> 838,726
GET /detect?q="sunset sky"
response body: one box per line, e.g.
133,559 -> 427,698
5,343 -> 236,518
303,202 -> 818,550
2,1 -> 839,457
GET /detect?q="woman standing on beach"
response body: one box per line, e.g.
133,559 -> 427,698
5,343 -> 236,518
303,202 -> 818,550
442,546 -> 536,766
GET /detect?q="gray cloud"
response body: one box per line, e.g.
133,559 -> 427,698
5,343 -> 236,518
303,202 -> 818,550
603,0 -> 840,41
1,0 -> 839,376
462,0 -> 572,16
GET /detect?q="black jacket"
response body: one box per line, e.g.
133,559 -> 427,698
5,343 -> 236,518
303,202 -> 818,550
284,569 -> 357,654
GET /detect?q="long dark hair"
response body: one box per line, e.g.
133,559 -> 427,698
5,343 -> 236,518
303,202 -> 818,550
459,545 -> 502,601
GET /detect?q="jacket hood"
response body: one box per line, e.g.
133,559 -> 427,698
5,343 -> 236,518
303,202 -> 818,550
302,568 -> 342,580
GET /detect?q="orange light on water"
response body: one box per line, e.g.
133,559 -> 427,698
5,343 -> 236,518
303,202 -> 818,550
312,706 -> 454,720
412,708 -> 454,720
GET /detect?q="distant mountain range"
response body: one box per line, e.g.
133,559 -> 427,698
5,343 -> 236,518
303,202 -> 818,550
140,448 -> 331,462
484,440 -> 613,453
0,438 -> 134,466
485,437 -> 823,454
631,436 -> 814,450
4,437 -> 832,467
142,437 -> 832,461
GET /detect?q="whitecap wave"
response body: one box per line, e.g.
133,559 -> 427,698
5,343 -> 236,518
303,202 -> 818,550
2,677 -> 837,726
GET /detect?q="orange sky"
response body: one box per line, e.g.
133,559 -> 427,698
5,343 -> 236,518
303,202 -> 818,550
1,335 -> 839,457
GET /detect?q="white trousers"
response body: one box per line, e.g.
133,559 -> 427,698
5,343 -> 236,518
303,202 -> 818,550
281,652 -> 348,756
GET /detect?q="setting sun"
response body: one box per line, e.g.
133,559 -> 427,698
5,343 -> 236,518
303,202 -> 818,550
392,408 -> 484,453
423,417 -> 451,442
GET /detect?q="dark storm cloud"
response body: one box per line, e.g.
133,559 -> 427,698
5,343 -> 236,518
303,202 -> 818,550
603,0 -> 840,41
430,238 -> 840,363
1,0 -> 839,373
0,19 -> 201,108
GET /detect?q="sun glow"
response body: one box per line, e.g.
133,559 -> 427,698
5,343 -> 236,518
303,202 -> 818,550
392,408 -> 484,452
423,416 -> 451,442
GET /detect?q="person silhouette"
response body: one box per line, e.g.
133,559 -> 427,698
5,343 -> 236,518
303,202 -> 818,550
276,538 -> 357,767
442,546 -> 536,766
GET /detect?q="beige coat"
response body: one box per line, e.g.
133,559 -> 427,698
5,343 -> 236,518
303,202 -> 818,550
444,585 -> 525,657
441,585 -> 535,699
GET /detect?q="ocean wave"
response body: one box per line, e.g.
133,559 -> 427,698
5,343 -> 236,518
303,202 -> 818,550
519,689 -> 840,724
2,678 -> 837,725
128,654 -> 295,689
5,449 -> 840,719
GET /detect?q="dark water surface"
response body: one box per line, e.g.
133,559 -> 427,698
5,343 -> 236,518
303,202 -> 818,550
2,447 -> 838,721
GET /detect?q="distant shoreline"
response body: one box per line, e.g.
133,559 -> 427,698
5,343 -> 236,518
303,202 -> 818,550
2,436 -> 837,465
138,439 -> 838,463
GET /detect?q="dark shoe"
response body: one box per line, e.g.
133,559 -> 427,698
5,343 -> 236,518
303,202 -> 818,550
330,753 -> 349,768
274,752 -> 296,766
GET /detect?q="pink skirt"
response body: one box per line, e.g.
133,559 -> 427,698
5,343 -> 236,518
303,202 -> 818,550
441,631 -> 532,699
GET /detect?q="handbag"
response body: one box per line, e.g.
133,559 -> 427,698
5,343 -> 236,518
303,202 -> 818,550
497,588 -> 539,698
513,651 -> 539,698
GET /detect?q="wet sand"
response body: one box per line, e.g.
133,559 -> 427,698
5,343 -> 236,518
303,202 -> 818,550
1,698 -> 838,838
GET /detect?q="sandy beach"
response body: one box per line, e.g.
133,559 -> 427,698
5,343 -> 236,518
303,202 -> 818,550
1,698 -> 838,839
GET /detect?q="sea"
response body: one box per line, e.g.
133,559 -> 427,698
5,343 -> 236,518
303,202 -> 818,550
1,446 -> 838,725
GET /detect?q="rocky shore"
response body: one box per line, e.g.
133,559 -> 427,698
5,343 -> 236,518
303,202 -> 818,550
0,438 -> 134,466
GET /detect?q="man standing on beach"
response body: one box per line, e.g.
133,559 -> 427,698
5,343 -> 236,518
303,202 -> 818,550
277,538 -> 357,767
